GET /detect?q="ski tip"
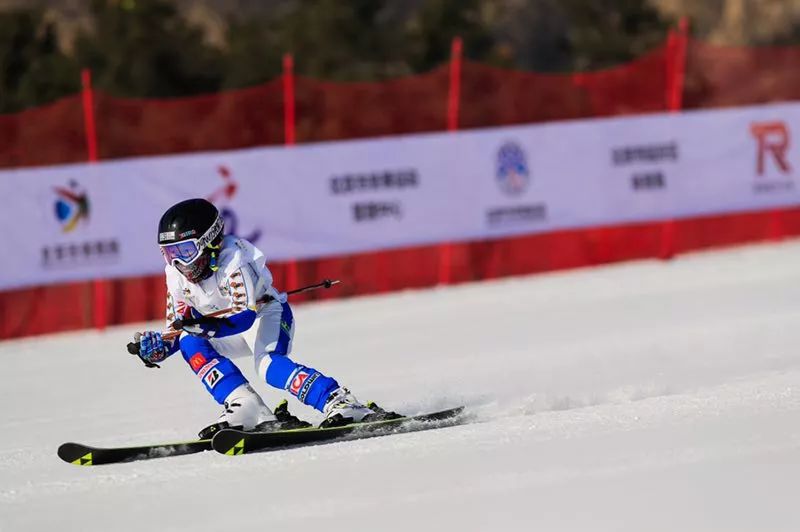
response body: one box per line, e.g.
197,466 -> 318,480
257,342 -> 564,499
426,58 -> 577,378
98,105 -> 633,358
58,442 -> 94,466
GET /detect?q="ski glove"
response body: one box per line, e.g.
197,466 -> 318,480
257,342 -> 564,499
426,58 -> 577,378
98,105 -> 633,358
137,331 -> 169,363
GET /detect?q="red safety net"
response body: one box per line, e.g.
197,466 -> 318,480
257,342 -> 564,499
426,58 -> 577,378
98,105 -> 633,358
94,81 -> 285,159
459,45 -> 672,130
293,67 -> 451,142
0,95 -> 87,169
6,35 -> 800,339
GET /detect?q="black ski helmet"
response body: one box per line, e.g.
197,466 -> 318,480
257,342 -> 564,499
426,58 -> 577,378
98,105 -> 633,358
158,198 -> 224,282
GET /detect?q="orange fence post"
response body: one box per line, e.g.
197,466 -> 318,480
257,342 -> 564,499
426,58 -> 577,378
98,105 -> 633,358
447,37 -> 463,132
667,16 -> 689,112
282,54 -> 300,290
82,68 -> 108,330
659,18 -> 689,260
438,37 -> 463,285
283,53 -> 296,146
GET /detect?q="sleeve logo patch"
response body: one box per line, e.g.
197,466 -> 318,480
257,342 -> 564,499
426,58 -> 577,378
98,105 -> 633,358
189,353 -> 207,372
289,371 -> 309,396
197,358 -> 220,381
203,367 -> 223,389
297,373 -> 319,403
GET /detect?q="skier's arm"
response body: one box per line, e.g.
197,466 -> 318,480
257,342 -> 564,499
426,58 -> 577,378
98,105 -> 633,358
176,266 -> 260,339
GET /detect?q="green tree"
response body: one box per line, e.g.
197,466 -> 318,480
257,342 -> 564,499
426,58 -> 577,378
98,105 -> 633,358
237,0 -> 410,82
0,10 -> 80,113
74,0 -> 224,97
558,0 -> 673,70
221,15 -> 284,90
406,0 -> 508,72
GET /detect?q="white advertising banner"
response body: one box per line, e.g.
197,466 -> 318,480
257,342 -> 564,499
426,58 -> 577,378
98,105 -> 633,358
2,101 -> 800,290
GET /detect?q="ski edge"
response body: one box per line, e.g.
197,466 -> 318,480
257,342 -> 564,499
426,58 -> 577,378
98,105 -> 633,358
57,439 -> 212,466
212,405 -> 467,456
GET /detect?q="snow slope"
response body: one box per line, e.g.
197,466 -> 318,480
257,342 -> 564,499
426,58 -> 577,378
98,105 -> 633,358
3,241 -> 800,532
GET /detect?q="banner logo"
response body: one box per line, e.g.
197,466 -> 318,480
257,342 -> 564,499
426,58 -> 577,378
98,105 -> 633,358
751,121 -> 792,176
330,168 -> 418,223
496,142 -> 529,196
42,180 -> 120,269
488,142 -> 545,228
611,141 -> 677,192
53,180 -> 90,233
750,121 -> 794,193
207,165 -> 262,243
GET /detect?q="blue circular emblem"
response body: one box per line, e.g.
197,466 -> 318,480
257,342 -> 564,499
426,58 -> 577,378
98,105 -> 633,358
496,142 -> 529,196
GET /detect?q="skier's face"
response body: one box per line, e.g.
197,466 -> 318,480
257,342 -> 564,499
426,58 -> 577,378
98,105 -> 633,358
176,253 -> 211,283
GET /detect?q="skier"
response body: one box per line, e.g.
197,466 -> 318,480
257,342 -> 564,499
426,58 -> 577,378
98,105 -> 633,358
131,198 -> 396,439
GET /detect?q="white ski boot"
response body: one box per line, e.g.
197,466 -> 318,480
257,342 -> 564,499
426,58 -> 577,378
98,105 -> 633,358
198,383 -> 276,439
320,387 -> 375,428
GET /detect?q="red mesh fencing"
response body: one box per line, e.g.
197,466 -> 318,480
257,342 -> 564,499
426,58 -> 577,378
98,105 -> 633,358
94,81 -> 285,159
0,95 -> 87,169
293,67 -> 451,142
459,45 -> 672,130
7,34 -> 800,339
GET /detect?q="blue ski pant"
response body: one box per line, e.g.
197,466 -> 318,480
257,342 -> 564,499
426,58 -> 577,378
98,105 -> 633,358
179,301 -> 339,411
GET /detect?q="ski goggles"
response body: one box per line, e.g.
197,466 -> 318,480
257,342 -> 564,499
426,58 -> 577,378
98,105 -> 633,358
160,239 -> 204,266
159,216 -> 224,266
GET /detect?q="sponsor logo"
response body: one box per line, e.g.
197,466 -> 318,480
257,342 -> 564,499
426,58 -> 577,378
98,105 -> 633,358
207,165 -> 262,244
751,122 -> 792,176
43,180 -> 121,269
751,121 -> 794,194
496,142 -> 529,196
158,231 -> 175,242
353,201 -> 402,222
330,169 -> 418,195
487,204 -> 547,227
298,373 -> 320,402
197,358 -> 220,380
289,371 -> 309,396
486,142 -> 545,228
189,353 -> 207,372
612,142 -> 678,166
612,142 -> 677,192
41,239 -> 120,268
53,180 -> 90,233
330,169 -> 418,223
177,230 -> 197,239
203,367 -> 223,389
280,320 -> 292,334
631,172 -> 666,191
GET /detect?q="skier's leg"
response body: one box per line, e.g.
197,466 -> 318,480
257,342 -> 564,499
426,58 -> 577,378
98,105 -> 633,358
180,334 -> 273,436
253,301 -> 342,412
180,334 -> 248,404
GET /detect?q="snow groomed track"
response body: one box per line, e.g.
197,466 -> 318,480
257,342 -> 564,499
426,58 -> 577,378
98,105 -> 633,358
3,240 -> 800,531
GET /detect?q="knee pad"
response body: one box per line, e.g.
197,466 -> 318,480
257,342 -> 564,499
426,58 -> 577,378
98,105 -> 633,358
180,335 -> 248,404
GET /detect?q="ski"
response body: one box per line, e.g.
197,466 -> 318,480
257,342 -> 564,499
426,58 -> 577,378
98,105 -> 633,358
212,406 -> 466,456
57,439 -> 212,466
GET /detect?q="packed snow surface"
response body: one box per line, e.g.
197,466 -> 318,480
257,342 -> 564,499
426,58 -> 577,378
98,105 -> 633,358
3,241 -> 800,531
